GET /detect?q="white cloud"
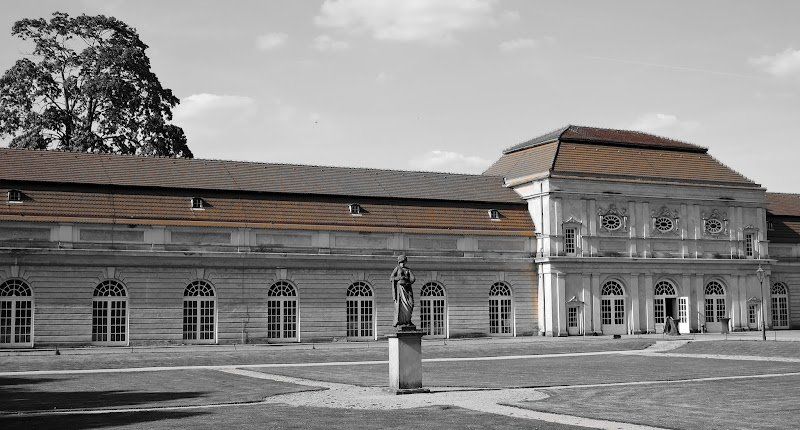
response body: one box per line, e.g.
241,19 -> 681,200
411,150 -> 491,173
375,72 -> 394,83
498,36 -> 555,53
312,34 -> 350,52
627,113 -> 699,135
749,48 -> 800,78
174,94 -> 257,121
255,32 -> 288,51
315,0 -> 503,44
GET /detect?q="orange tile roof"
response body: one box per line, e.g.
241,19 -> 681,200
483,125 -> 759,187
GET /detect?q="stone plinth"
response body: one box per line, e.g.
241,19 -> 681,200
387,330 -> 429,394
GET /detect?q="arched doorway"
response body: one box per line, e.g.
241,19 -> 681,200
420,282 -> 447,337
489,282 -> 514,336
346,282 -> 374,340
771,283 -> 789,329
183,280 -> 216,343
601,280 -> 626,335
704,280 -> 727,333
92,280 -> 128,345
267,281 -> 298,342
0,279 -> 33,347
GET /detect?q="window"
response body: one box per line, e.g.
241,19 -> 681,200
420,282 -> 446,337
346,282 -> 373,339
705,218 -> 723,234
601,214 -> 622,231
654,217 -> 675,233
191,197 -> 205,210
92,280 -> 127,344
0,279 -> 33,346
489,282 -> 513,335
653,280 -> 676,324
771,283 -> 789,328
567,307 -> 578,328
748,304 -> 758,325
7,189 -> 22,203
489,209 -> 501,220
600,280 -> 625,327
745,233 -> 754,257
183,281 -> 216,343
267,281 -> 298,341
564,228 -> 576,255
349,203 -> 363,215
704,281 -> 726,323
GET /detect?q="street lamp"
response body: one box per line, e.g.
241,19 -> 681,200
756,264 -> 766,341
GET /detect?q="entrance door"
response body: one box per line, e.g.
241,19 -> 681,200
678,297 -> 690,333
567,306 -> 582,335
747,304 -> 759,330
601,298 -> 626,335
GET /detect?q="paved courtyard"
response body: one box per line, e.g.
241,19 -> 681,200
1,333 -> 799,429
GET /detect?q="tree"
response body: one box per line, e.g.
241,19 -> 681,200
0,12 -> 192,158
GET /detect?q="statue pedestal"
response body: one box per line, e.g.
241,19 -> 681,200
387,330 -> 429,394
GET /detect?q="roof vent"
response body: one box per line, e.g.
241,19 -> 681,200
349,203 -> 363,216
7,189 -> 22,203
191,197 -> 206,210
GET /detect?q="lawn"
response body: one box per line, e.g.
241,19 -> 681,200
0,338 -> 654,372
0,369 -> 313,413
515,374 -> 800,430
257,354 -> 800,388
0,404 -> 587,430
670,340 -> 800,358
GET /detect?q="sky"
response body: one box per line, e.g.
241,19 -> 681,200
0,1 -> 799,191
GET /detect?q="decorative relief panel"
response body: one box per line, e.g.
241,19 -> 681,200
651,206 -> 680,236
701,209 -> 728,236
597,204 -> 628,233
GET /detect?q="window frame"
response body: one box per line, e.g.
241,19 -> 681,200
91,280 -> 129,346
346,281 -> 375,340
489,282 -> 514,336
0,279 -> 34,347
420,282 -> 447,337
182,280 -> 217,344
7,189 -> 23,204
267,280 -> 299,342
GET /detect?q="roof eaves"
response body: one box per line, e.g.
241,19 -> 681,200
502,125 -> 570,154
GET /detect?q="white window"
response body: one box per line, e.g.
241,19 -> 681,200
748,304 -> 758,325
654,217 -> 675,233
489,209 -> 501,220
267,281 -> 298,341
346,282 -> 374,339
601,214 -> 622,231
0,279 -> 33,347
745,233 -> 755,257
564,228 -> 576,255
183,281 -> 216,343
191,197 -> 205,210
7,189 -> 22,203
705,218 -> 723,234
601,280 -> 625,327
771,283 -> 789,329
92,280 -> 128,344
349,204 -> 363,215
567,307 -> 578,328
704,281 -> 726,323
489,282 -> 513,335
420,282 -> 446,337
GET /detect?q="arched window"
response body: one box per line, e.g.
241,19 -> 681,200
420,282 -> 447,337
346,282 -> 374,339
654,280 -> 677,324
704,280 -> 726,324
183,281 -> 216,343
771,282 -> 789,329
0,279 -> 33,346
92,280 -> 128,344
489,282 -> 513,335
267,281 -> 298,341
600,280 -> 626,334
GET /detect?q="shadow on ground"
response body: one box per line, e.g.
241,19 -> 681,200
0,410 -> 209,430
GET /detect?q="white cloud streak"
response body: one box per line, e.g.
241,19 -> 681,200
627,113 -> 699,135
312,34 -> 350,52
749,48 -> 800,78
255,32 -> 289,51
498,37 -> 554,53
315,0 -> 505,44
411,150 -> 491,173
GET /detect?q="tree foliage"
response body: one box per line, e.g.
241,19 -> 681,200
0,12 -> 192,157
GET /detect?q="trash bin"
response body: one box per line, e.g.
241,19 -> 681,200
719,317 -> 731,334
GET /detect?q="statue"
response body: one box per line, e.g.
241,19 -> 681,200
390,255 -> 416,329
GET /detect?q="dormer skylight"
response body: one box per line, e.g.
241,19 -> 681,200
191,197 -> 206,210
7,189 -> 22,203
349,203 -> 363,216
488,209 -> 501,220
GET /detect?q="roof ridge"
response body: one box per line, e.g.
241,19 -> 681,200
0,147 -> 496,179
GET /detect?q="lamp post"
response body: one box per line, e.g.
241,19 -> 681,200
756,264 -> 766,341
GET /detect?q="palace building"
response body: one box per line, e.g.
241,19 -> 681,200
1,125 -> 798,347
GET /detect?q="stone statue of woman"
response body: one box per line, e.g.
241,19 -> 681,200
390,255 -> 415,329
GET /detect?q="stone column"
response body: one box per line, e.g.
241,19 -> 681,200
644,274 -> 654,333
591,274 -> 601,334
693,274 -> 704,332
555,272 -> 567,336
628,273 -> 640,334
582,274 -> 592,334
